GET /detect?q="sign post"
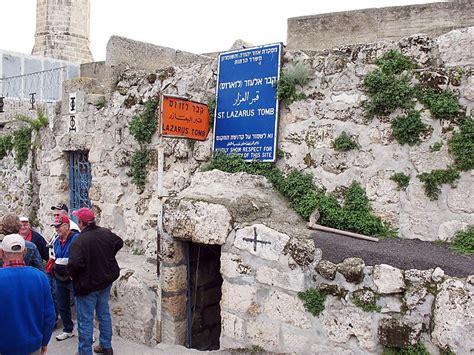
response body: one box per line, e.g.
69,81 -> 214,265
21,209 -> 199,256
213,43 -> 282,162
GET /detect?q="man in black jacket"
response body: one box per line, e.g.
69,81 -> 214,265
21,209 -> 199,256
68,208 -> 123,355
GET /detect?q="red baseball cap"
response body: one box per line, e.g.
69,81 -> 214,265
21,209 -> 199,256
51,215 -> 70,227
72,208 -> 95,223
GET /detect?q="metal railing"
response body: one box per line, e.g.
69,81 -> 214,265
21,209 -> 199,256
0,66 -> 68,102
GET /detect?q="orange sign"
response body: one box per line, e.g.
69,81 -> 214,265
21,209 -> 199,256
161,95 -> 210,141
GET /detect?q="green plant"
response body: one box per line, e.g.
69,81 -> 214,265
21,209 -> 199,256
415,86 -> 460,120
417,167 -> 460,200
205,153 -> 396,238
448,116 -> 474,171
450,225 -> 474,255
298,288 -> 326,316
376,49 -> 416,75
95,97 -> 106,110
351,290 -> 381,312
332,132 -> 359,152
391,110 -> 428,146
16,108 -> 49,131
364,70 -> 414,117
277,62 -> 311,105
390,173 -> 410,191
0,134 -> 14,160
130,148 -> 150,192
129,98 -> 158,144
383,342 -> 430,355
430,142 -> 443,152
13,127 -> 33,168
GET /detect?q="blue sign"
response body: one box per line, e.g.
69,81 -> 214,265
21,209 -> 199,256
213,43 -> 282,162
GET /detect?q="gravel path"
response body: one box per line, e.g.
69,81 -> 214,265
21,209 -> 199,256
312,230 -> 474,277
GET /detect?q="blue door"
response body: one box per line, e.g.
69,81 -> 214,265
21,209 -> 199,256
69,151 -> 92,218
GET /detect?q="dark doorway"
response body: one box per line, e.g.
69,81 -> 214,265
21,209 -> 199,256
185,242 -> 222,350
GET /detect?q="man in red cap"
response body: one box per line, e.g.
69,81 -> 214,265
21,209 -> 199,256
68,208 -> 123,355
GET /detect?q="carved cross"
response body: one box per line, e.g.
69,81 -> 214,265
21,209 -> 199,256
242,227 -> 271,252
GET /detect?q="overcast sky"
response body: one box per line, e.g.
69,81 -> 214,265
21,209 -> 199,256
1,0 -> 441,61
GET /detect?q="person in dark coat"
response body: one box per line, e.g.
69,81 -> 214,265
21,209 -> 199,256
19,216 -> 49,261
68,208 -> 123,355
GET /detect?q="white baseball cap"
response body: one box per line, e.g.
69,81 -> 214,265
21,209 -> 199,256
19,216 -> 29,222
1,234 -> 26,253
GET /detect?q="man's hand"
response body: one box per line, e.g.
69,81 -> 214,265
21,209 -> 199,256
41,345 -> 48,354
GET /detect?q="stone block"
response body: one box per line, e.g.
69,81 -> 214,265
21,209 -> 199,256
373,264 -> 405,294
221,281 -> 257,314
264,290 -> 311,329
163,199 -> 232,245
337,258 -> 365,284
246,319 -> 280,351
161,293 -> 186,319
256,266 -> 305,292
161,265 -> 187,293
234,224 -> 290,261
221,311 -> 245,340
220,252 -> 253,279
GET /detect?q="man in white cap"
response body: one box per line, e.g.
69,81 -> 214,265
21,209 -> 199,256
0,234 -> 55,354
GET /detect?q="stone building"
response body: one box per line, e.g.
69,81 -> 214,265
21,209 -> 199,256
32,0 -> 93,63
1,1 -> 473,353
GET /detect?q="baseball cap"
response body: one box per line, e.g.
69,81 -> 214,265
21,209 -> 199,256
51,215 -> 70,228
72,208 -> 95,223
1,234 -> 26,253
19,216 -> 29,222
51,203 -> 69,213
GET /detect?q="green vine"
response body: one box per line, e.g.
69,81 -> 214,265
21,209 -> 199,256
448,116 -> 474,171
277,62 -> 311,105
391,110 -> 428,146
205,153 -> 395,238
128,98 -> 158,192
0,134 -> 14,160
450,225 -> 474,255
13,127 -> 33,169
130,148 -> 150,192
363,49 -> 471,200
417,167 -> 460,200
383,342 -> 430,355
129,99 -> 158,144
415,86 -> 460,120
298,288 -> 326,317
332,131 -> 359,151
390,173 -> 410,191
429,142 -> 443,152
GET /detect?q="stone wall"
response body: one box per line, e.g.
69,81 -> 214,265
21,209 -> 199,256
32,0 -> 93,63
162,170 -> 473,354
287,1 -> 474,51
0,29 -> 473,350
276,28 -> 474,242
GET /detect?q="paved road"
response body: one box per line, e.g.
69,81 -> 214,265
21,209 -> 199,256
312,230 -> 474,277
48,327 -> 227,354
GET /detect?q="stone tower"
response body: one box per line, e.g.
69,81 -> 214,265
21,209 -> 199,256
32,0 -> 93,63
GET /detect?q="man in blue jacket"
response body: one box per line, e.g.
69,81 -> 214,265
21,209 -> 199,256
0,234 -> 55,354
52,215 -> 80,342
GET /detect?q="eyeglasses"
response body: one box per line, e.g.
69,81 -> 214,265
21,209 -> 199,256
54,223 -> 64,229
